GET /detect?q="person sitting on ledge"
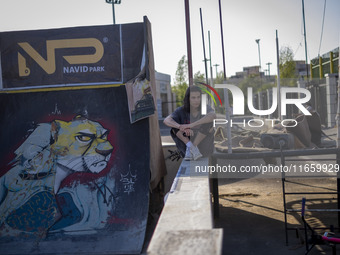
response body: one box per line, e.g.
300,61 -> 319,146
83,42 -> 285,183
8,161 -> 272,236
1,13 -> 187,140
164,85 -> 216,161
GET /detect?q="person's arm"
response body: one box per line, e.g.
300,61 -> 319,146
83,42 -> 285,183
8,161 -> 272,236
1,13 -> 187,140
181,112 -> 215,129
180,108 -> 216,130
163,115 -> 181,129
164,115 -> 193,136
190,111 -> 216,128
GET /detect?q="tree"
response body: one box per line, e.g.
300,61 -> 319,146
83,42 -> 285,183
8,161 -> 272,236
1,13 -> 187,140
193,71 -> 205,84
172,55 -> 188,106
279,46 -> 297,86
214,71 -> 225,85
239,74 -> 262,94
175,55 -> 188,85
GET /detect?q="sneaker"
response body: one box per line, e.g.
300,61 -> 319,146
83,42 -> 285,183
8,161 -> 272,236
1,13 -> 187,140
190,146 -> 202,161
184,147 -> 193,161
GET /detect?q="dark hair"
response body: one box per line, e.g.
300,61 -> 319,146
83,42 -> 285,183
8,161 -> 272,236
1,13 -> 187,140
183,85 -> 202,112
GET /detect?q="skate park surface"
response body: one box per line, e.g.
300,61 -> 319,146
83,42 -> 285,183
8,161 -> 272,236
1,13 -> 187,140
153,124 -> 340,255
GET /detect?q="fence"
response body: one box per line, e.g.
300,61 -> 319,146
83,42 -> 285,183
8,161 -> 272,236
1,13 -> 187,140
311,48 -> 339,79
236,75 -> 339,127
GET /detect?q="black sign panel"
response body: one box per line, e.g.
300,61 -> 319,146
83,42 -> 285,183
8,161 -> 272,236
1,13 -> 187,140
0,24 -> 145,88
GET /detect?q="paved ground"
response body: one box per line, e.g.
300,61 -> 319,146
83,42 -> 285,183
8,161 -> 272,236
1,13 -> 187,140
156,122 -> 340,255
215,177 -> 339,255
213,127 -> 340,255
157,124 -> 340,255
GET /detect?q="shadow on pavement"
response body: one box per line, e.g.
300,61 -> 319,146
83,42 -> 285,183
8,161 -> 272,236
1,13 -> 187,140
215,204 -> 340,255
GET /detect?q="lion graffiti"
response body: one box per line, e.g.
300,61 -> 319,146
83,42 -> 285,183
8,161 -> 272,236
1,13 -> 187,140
0,115 -> 116,238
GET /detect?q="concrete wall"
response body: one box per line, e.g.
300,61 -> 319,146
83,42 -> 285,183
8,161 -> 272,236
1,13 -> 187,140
326,74 -> 338,127
147,159 -> 223,255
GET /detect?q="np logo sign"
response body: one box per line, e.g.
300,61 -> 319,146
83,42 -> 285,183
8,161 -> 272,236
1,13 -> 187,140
18,38 -> 104,77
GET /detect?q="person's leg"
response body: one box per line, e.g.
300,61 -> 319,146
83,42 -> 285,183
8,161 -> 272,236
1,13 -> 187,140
192,132 -> 206,147
176,131 -> 197,160
170,128 -> 186,157
191,125 -> 214,159
197,127 -> 215,157
193,126 -> 215,146
171,128 -> 193,160
175,130 -> 190,144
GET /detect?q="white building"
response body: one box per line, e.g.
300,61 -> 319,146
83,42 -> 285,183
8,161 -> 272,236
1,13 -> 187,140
155,71 -> 175,119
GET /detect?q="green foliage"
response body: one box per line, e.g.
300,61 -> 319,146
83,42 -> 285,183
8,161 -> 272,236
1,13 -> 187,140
172,55 -> 188,107
175,55 -> 187,86
214,71 -> 225,85
238,74 -> 262,94
257,82 -> 276,92
172,83 -> 188,107
279,46 -> 297,86
193,71 -> 205,84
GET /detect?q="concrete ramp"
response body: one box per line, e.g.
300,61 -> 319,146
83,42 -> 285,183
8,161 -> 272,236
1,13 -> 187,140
0,19 -> 163,254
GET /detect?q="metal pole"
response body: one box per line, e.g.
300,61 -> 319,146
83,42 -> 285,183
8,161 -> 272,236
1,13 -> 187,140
337,34 -> 340,231
184,0 -> 193,86
106,0 -> 121,25
217,0 -> 232,153
218,0 -> 226,79
208,31 -> 214,86
112,3 -> 116,24
214,64 -> 219,78
336,37 -> 340,148
255,39 -> 261,71
280,143 -> 289,245
211,155 -> 220,218
266,62 -> 272,76
276,30 -> 281,119
200,8 -> 209,85
302,0 -> 309,80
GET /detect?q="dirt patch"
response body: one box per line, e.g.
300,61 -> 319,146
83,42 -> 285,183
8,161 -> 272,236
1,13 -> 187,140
215,178 -> 340,255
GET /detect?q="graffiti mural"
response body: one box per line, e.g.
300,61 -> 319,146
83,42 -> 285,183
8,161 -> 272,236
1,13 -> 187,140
0,19 -> 158,254
0,87 -> 150,254
0,115 -> 115,238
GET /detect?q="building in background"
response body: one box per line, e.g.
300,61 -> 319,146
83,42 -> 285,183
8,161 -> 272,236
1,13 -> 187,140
294,60 -> 309,78
155,71 -> 175,119
231,65 -> 264,79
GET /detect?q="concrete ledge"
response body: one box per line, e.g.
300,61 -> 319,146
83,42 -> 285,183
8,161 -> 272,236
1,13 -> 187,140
147,229 -> 223,255
147,158 -> 223,255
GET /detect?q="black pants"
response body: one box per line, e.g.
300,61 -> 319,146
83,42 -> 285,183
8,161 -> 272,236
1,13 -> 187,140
170,123 -> 214,158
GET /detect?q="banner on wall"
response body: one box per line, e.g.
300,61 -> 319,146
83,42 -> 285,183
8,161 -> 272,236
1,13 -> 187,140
1,26 -> 121,88
125,17 -> 156,123
0,19 -> 156,123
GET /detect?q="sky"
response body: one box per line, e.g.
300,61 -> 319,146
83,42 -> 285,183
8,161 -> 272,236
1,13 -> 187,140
0,0 -> 339,84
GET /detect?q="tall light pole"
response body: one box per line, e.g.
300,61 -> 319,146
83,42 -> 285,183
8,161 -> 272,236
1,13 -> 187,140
266,62 -> 272,76
218,0 -> 226,80
184,0 -> 193,86
302,0 -> 309,80
276,30 -> 281,119
214,64 -> 220,78
105,0 -> 121,25
199,8 -> 209,85
255,39 -> 262,72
